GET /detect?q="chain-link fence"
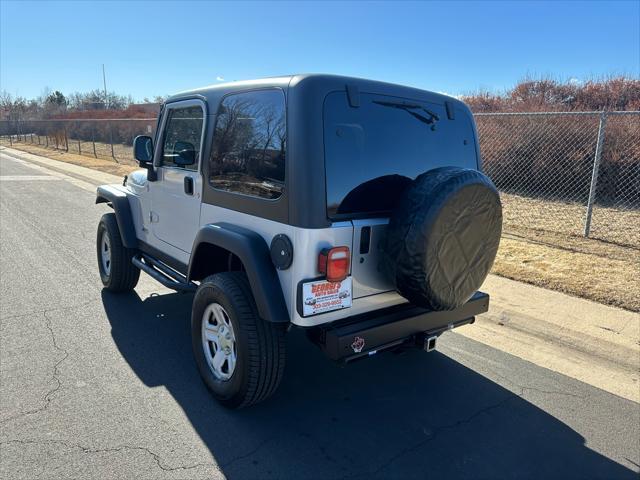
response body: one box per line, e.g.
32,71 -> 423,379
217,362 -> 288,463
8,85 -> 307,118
1,112 -> 638,247
476,111 -> 639,248
0,118 -> 156,165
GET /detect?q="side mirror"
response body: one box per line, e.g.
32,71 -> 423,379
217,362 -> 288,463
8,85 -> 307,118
133,135 -> 153,164
173,141 -> 196,166
133,135 -> 157,181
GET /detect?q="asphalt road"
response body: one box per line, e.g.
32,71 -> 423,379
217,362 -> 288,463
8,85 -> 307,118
0,151 -> 638,479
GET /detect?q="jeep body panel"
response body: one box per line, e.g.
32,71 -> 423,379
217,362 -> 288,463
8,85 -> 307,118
96,184 -> 139,249
188,223 -> 289,323
197,203 -> 411,326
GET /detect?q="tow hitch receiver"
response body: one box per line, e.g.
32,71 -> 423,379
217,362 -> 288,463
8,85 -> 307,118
309,291 -> 489,362
424,335 -> 438,352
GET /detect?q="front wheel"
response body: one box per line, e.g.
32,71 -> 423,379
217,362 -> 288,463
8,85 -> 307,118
191,272 -> 286,409
96,213 -> 140,292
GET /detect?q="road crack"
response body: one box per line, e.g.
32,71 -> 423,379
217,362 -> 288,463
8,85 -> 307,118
0,438 -> 216,472
344,394 -> 517,479
41,309 -> 69,405
342,364 -> 586,480
219,436 -> 275,469
480,365 -> 584,399
0,301 -> 95,425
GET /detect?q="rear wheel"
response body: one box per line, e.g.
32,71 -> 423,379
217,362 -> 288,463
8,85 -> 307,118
191,272 -> 286,409
96,213 -> 140,292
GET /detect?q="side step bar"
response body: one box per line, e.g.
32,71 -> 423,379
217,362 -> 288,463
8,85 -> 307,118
132,254 -> 197,292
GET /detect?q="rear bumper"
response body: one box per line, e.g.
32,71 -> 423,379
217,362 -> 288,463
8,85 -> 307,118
308,292 -> 489,362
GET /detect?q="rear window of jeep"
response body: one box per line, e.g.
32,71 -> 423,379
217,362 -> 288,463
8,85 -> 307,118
323,92 -> 478,218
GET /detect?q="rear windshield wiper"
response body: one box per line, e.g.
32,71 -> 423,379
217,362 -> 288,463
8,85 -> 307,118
372,100 -> 440,126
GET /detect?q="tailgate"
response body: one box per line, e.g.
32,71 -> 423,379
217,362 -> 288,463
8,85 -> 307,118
351,219 -> 395,298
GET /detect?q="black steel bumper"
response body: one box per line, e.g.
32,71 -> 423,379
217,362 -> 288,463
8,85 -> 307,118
308,292 -> 489,362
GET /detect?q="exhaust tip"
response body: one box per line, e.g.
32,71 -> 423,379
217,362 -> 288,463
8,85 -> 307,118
424,335 -> 437,352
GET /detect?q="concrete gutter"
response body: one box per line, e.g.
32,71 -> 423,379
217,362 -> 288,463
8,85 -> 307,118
462,274 -> 639,402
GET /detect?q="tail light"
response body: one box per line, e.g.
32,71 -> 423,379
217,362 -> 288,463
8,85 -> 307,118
318,246 -> 350,283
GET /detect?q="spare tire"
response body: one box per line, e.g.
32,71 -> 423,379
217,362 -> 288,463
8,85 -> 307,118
379,167 -> 502,311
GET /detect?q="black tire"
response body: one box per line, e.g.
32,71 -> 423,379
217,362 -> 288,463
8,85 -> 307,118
380,167 -> 502,311
96,213 -> 140,293
191,272 -> 286,409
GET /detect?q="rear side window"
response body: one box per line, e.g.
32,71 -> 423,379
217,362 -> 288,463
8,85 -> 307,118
324,92 -> 478,218
209,89 -> 286,200
161,105 -> 204,171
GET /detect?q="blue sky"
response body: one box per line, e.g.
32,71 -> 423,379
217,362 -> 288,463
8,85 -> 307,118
1,0 -> 638,101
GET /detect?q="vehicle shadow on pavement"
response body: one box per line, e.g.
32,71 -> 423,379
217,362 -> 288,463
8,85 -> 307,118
101,290 -> 636,480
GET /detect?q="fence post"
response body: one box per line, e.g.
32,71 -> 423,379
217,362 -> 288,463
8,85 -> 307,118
584,112 -> 608,237
64,126 -> 69,152
109,122 -> 117,161
8,134 -> 12,146
92,128 -> 97,158
78,140 -> 82,155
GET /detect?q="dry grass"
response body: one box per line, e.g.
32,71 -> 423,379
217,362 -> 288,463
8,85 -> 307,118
3,139 -> 639,311
493,230 -> 639,312
501,192 -> 640,248
497,193 -> 639,312
0,139 -> 138,177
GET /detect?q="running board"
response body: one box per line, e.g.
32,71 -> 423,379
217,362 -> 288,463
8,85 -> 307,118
132,254 -> 197,292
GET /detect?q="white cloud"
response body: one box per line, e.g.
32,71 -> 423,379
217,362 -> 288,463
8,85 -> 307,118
216,76 -> 225,82
568,77 -> 583,85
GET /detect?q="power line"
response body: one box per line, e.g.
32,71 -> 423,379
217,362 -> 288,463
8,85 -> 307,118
102,64 -> 108,109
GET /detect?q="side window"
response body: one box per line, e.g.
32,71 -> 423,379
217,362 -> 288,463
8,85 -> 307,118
161,105 -> 204,171
209,90 -> 286,199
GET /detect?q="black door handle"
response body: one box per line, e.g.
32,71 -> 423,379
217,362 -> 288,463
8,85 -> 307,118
184,176 -> 194,195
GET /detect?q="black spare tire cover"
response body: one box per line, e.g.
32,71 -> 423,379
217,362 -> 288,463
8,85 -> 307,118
379,166 -> 502,311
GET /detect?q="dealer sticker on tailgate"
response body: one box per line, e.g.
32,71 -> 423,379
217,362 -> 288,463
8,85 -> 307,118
302,277 -> 352,316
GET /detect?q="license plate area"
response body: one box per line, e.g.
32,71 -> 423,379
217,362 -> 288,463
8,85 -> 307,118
300,277 -> 352,317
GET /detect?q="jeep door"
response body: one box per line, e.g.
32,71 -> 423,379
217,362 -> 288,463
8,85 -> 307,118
150,99 -> 206,253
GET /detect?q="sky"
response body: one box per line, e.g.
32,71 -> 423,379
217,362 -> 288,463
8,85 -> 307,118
1,0 -> 639,101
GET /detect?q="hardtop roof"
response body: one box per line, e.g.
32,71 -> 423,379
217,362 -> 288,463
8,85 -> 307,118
165,74 -> 465,109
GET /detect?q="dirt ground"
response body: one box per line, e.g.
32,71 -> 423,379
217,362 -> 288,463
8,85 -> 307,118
2,139 -> 638,312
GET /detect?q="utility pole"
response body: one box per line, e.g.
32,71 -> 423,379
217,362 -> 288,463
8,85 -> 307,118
102,64 -> 108,109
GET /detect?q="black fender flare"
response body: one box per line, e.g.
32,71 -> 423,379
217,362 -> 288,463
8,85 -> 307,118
188,223 -> 289,323
95,185 -> 139,249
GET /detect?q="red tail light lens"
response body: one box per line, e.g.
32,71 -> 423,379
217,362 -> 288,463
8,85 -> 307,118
318,246 -> 350,283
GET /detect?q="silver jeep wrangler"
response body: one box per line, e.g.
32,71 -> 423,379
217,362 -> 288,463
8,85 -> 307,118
95,74 -> 502,408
